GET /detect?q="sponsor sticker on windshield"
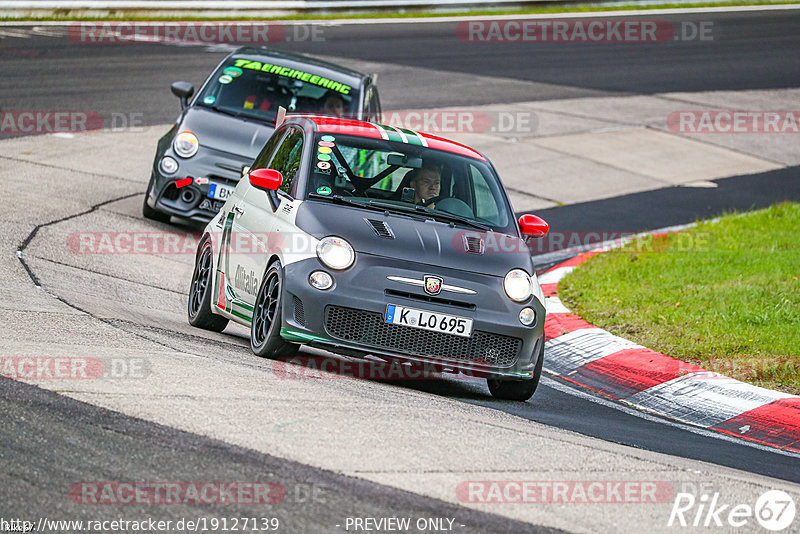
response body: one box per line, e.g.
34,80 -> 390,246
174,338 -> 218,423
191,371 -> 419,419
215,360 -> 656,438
222,66 -> 243,78
232,59 -> 352,95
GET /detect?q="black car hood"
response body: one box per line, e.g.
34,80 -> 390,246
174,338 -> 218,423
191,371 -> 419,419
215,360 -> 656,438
295,200 -> 533,276
179,106 -> 275,159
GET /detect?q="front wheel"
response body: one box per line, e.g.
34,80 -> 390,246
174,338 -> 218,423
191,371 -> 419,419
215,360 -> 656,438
487,341 -> 544,401
188,239 -> 229,332
250,261 -> 298,358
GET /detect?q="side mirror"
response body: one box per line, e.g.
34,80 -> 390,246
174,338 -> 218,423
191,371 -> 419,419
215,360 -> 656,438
171,81 -> 195,110
249,168 -> 283,191
518,214 -> 549,238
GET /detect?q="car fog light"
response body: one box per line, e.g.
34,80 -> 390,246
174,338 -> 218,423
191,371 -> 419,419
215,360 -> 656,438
160,156 -> 178,174
309,271 -> 333,290
519,307 -> 536,326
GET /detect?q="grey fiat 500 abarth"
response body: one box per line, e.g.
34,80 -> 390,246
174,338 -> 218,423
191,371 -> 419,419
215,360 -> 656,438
187,115 -> 550,401
144,47 -> 382,224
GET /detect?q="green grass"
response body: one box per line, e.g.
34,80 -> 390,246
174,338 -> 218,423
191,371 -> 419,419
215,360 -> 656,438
3,0 -> 799,21
559,202 -> 800,395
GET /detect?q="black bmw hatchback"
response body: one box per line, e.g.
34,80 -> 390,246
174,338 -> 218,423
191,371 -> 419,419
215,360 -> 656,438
143,47 -> 382,223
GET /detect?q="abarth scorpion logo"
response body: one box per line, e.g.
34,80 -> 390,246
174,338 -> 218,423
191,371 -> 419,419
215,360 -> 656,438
424,275 -> 443,296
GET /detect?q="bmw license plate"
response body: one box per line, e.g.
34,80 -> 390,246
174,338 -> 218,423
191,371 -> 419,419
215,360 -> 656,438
208,182 -> 235,200
385,304 -> 472,338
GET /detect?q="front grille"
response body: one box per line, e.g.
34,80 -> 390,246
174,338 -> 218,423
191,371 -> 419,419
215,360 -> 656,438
324,305 -> 521,367
384,289 -> 475,310
293,296 -> 306,326
207,173 -> 239,186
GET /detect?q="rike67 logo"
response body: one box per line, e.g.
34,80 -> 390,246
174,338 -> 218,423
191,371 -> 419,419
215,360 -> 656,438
668,489 -> 796,531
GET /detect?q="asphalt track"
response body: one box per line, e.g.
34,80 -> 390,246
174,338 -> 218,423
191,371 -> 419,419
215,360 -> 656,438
2,10 -> 800,126
2,9 -> 800,532
1,378 -> 552,533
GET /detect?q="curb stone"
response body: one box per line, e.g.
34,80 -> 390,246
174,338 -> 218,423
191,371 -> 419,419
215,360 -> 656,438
540,244 -> 800,454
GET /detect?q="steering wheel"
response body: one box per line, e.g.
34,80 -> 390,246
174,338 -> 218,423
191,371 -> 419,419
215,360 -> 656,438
419,195 -> 444,207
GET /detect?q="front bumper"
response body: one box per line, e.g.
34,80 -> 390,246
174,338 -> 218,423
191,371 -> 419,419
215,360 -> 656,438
278,255 -> 545,380
146,143 -> 252,223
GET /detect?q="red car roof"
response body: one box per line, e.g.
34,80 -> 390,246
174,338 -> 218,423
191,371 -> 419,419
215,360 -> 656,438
288,114 -> 486,161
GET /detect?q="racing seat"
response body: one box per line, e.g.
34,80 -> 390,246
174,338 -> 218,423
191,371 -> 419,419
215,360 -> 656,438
218,78 -> 273,111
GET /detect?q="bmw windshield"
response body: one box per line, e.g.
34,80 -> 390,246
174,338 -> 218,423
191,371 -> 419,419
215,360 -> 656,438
196,58 -> 360,124
305,133 -> 516,234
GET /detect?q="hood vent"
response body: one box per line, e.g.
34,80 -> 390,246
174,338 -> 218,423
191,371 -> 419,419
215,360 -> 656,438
365,218 -> 394,239
463,234 -> 485,254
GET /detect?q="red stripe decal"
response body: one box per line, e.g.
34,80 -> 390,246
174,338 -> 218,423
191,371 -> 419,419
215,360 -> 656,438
544,313 -> 596,341
216,272 -> 226,309
567,349 -> 707,400
711,397 -> 800,452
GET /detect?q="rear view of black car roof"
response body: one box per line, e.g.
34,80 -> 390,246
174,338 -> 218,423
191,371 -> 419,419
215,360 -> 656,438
231,46 -> 368,87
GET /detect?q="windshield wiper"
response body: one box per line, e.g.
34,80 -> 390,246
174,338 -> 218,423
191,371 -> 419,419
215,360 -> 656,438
309,194 -> 490,230
368,201 -> 490,231
308,194 -> 428,221
421,210 -> 491,231
308,193 -> 391,213
367,200 -> 491,230
199,103 -> 272,124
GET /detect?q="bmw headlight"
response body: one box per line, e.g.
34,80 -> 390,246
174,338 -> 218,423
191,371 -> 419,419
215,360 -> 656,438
173,131 -> 199,158
504,269 -> 532,302
316,237 -> 355,270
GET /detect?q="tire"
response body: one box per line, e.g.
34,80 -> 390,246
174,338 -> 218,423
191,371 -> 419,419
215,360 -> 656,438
143,179 -> 171,223
487,341 -> 544,401
188,239 -> 229,332
250,261 -> 298,358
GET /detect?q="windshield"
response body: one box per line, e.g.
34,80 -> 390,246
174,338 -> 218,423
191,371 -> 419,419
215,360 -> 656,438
305,133 -> 514,233
196,57 -> 360,124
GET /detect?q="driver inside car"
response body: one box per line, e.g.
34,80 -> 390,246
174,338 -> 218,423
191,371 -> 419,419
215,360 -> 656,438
408,165 -> 441,208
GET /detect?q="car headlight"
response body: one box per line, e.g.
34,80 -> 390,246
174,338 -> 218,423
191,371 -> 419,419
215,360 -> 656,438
316,237 -> 355,270
173,131 -> 199,158
504,269 -> 532,302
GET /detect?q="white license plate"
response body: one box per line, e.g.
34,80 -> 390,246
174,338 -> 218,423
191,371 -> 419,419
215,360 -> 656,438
208,182 -> 235,200
385,304 -> 473,338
